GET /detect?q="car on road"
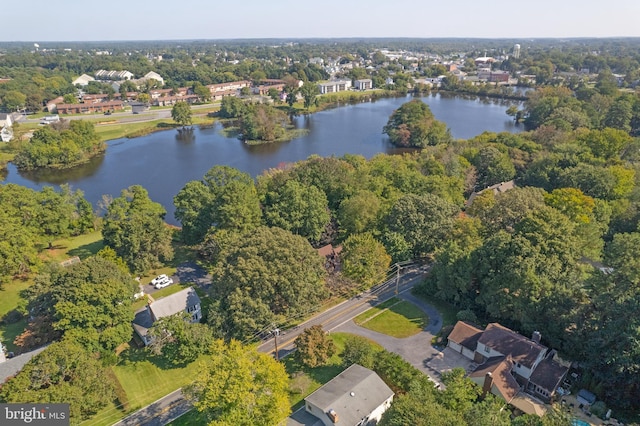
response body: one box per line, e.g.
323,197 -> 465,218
151,274 -> 174,289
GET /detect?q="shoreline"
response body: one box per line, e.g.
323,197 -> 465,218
1,90 -> 525,176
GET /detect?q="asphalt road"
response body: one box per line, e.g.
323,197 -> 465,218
18,103 -> 218,126
113,265 -> 431,426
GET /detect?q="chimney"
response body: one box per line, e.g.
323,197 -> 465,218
327,409 -> 339,423
532,331 -> 542,344
482,372 -> 493,395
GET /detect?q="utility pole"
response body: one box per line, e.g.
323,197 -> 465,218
273,326 -> 280,360
395,263 -> 401,295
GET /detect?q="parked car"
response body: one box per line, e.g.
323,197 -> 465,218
151,274 -> 174,289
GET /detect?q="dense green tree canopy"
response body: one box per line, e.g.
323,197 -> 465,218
26,256 -> 136,351
383,99 -> 451,147
148,312 -> 215,365
0,339 -> 115,422
208,226 -> 327,339
263,179 -> 330,241
184,339 -> 290,426
14,120 -> 104,170
171,101 -> 192,127
386,193 -> 459,256
102,185 -> 173,274
342,232 -> 392,288
174,165 -> 262,245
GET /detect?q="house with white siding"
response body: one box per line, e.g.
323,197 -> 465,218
132,287 -> 201,346
287,364 -> 394,426
448,321 -> 568,414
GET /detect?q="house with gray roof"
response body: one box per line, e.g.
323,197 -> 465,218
132,287 -> 201,346
287,364 -> 394,426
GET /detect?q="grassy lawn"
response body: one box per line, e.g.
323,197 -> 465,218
0,278 -> 31,319
95,116 -> 214,142
82,346 -> 207,426
354,299 -> 428,338
39,230 -> 104,263
0,317 -> 28,353
412,292 -> 458,328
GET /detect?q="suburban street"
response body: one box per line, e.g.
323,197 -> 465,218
17,102 -> 218,126
113,265 -> 438,426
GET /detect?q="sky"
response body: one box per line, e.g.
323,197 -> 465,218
3,0 -> 640,42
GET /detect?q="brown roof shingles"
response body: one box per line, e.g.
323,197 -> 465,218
478,323 -> 547,369
529,357 -> 568,392
470,356 -> 520,402
448,321 -> 483,351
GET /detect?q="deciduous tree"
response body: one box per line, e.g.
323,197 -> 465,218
383,99 -> 451,147
342,233 -> 391,288
294,325 -> 335,368
184,339 -> 290,426
171,101 -> 192,127
148,312 -> 215,365
102,185 -> 173,274
209,226 -> 327,340
263,179 -> 330,241
174,166 -> 262,244
0,339 -> 115,422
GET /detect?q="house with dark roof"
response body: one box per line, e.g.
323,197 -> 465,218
132,287 -> 201,346
287,364 -> 394,426
448,321 -> 568,413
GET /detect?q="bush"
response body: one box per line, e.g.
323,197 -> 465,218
2,309 -> 24,325
456,309 -> 477,323
590,401 -> 607,419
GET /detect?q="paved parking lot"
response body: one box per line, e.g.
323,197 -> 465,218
424,346 -> 476,377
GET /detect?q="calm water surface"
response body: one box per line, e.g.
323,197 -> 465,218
4,93 -> 522,224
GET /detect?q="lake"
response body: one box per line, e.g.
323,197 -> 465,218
3,93 -> 522,224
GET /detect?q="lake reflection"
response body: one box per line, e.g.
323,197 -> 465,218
3,93 -> 522,224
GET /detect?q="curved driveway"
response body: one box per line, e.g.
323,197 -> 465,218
335,290 -> 444,384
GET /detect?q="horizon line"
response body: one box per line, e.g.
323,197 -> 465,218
2,36 -> 640,44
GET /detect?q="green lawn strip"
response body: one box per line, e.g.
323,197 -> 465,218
353,297 -> 400,325
83,348 -> 207,426
167,410 -> 207,426
355,300 -> 428,338
95,116 -> 214,142
0,279 -> 31,319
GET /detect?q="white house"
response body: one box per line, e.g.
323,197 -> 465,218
72,74 -> 95,87
288,364 -> 394,426
142,71 -> 164,86
354,79 -> 372,90
0,113 -> 13,129
132,287 -> 201,346
0,126 -> 13,142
